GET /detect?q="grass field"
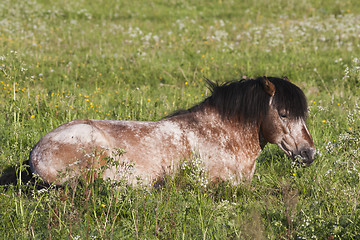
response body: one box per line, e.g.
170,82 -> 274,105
1,0 -> 360,239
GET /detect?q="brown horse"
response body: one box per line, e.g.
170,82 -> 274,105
29,77 -> 315,186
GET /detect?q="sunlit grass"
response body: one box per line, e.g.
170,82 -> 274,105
1,0 -> 360,239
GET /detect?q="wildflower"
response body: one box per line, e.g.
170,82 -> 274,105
185,81 -> 188,85
325,142 -> 334,153
101,204 -> 105,208
31,115 -> 35,119
322,120 -> 326,123
324,169 -> 332,176
147,98 -> 151,102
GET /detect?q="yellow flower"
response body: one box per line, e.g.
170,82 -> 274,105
322,120 -> 326,123
101,204 -> 105,208
147,98 -> 151,102
30,115 -> 35,119
185,81 -> 188,85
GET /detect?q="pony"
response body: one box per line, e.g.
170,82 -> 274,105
29,76 -> 315,186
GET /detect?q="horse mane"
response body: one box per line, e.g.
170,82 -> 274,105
166,77 -> 308,124
266,77 -> 308,119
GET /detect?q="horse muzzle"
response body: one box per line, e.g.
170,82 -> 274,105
293,147 -> 316,166
279,141 -> 316,166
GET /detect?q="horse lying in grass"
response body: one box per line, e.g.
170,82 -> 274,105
29,76 -> 315,186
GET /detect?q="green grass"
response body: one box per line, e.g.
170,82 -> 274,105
1,0 -> 360,239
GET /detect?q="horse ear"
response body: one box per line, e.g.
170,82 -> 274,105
283,76 -> 290,81
261,76 -> 275,96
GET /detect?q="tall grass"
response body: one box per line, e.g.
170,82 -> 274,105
1,0 -> 360,238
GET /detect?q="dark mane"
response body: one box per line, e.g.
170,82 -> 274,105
267,77 -> 308,120
206,78 -> 271,124
166,77 -> 308,123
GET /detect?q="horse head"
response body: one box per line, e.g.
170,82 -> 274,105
260,77 -> 316,165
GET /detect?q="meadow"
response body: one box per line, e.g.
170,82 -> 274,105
1,0 -> 360,239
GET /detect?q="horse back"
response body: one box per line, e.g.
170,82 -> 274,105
29,119 -> 189,184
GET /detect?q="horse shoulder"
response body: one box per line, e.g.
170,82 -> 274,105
177,115 -> 262,183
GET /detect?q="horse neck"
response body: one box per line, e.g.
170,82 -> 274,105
258,130 -> 268,149
172,105 -> 262,148
164,104 -> 263,182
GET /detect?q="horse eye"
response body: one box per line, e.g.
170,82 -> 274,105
279,111 -> 287,119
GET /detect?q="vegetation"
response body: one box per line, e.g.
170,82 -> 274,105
1,0 -> 360,239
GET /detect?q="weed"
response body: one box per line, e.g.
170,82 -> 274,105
1,0 -> 360,238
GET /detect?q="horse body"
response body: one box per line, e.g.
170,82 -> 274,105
29,77 -> 316,186
30,106 -> 261,185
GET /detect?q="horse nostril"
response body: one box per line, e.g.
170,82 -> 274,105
300,149 -> 315,163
